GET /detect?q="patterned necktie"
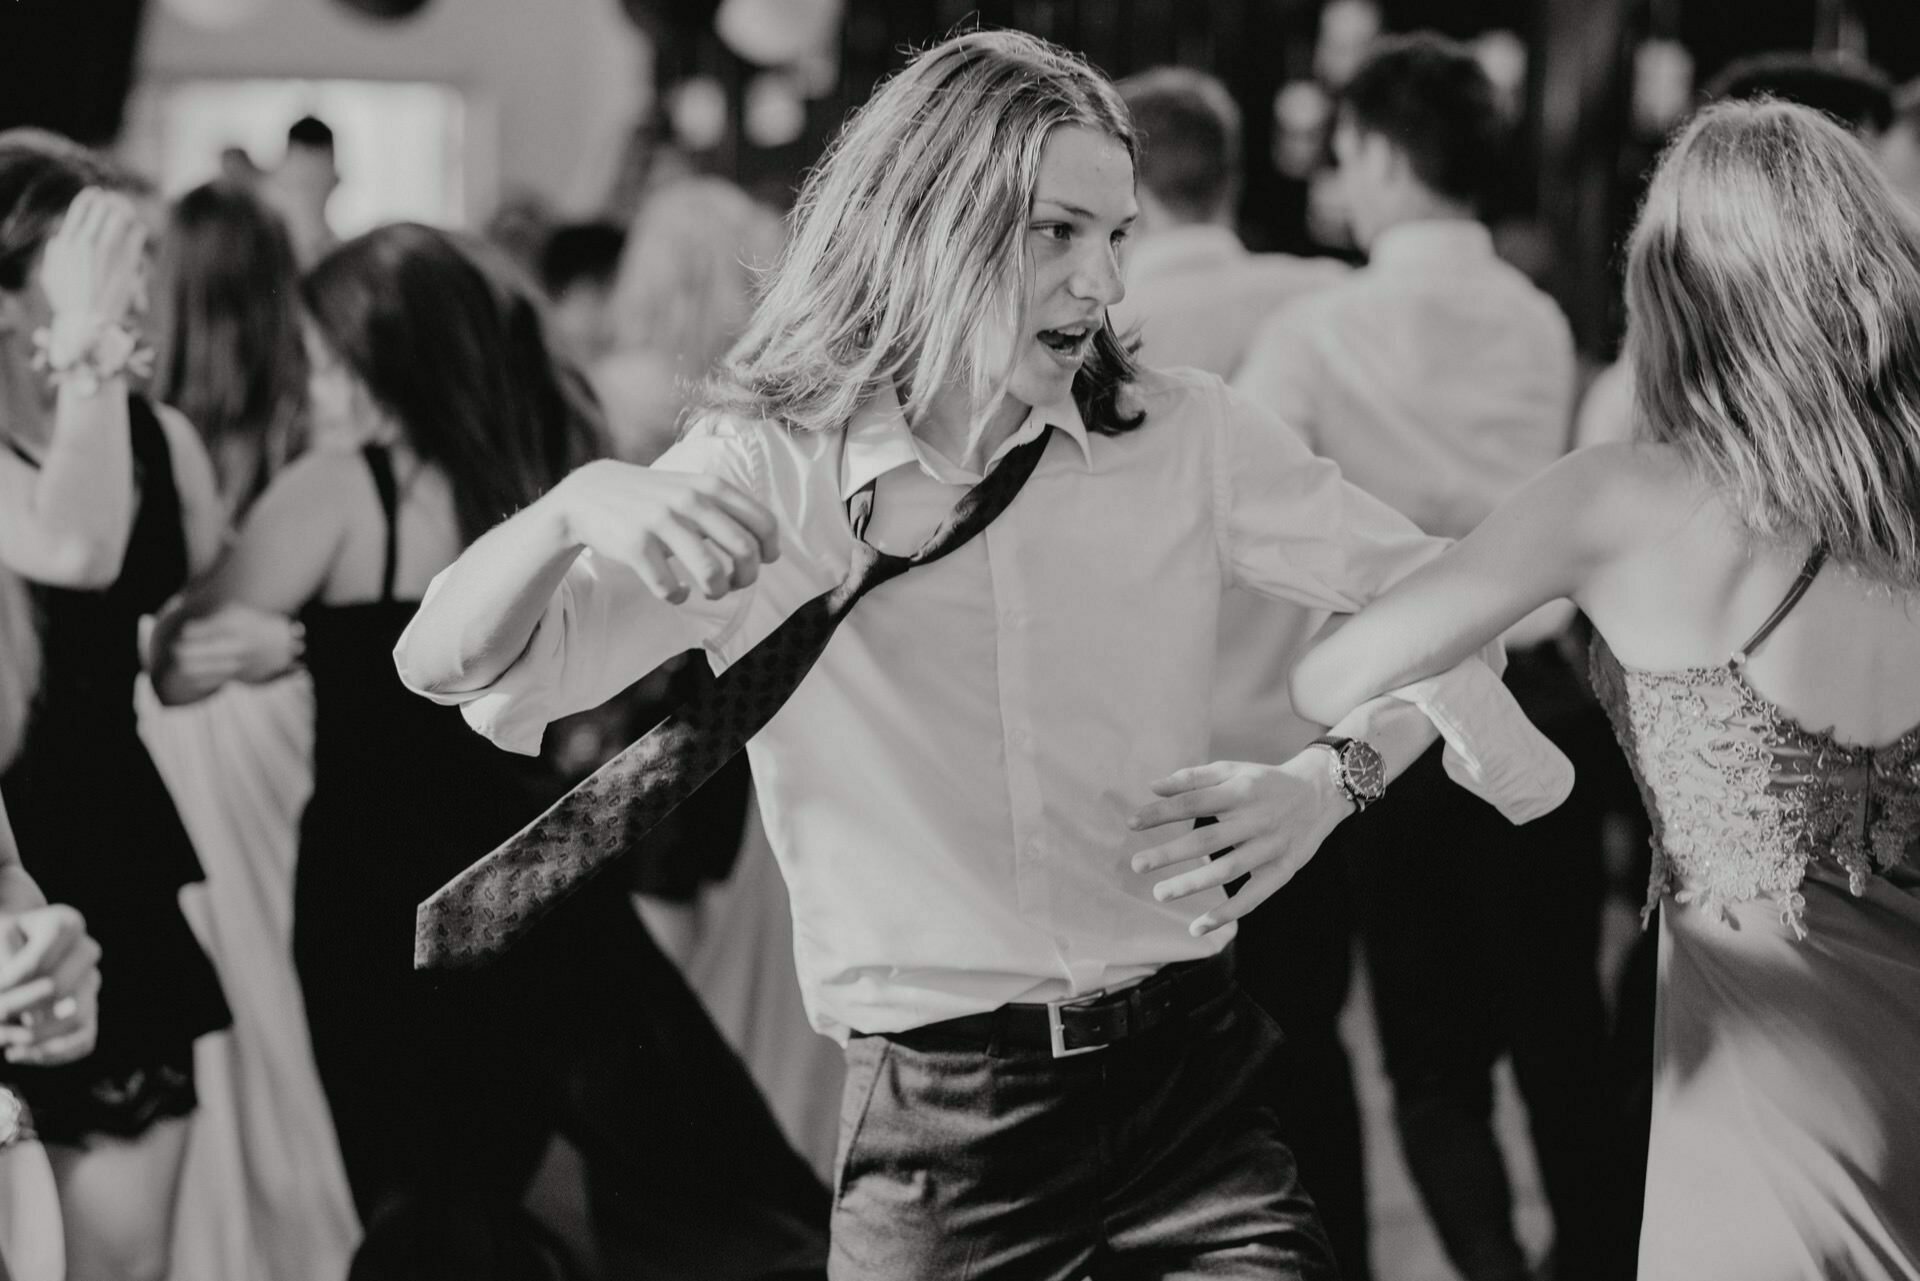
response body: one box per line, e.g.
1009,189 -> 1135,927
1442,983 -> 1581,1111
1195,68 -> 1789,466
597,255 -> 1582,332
416,426 -> 1055,969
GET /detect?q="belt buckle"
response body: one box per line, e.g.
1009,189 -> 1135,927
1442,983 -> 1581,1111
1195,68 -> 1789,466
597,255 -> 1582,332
1046,988 -> 1110,1059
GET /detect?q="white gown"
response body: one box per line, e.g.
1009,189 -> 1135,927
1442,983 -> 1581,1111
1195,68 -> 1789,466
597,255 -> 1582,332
138,674 -> 359,1281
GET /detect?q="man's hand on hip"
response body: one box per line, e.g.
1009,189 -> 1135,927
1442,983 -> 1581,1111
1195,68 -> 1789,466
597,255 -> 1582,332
1128,753 -> 1354,937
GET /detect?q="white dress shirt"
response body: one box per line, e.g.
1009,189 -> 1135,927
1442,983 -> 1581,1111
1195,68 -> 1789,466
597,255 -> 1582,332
1113,224 -> 1351,384
1111,224 -> 1351,766
398,367 -> 1553,1041
1233,219 -> 1576,540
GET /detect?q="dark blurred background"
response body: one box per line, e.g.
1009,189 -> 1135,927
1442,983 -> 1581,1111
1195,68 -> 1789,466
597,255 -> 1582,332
4,0 -> 1917,360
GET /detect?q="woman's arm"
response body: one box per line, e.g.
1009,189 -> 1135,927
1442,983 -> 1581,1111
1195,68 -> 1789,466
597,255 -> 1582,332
0,385 -> 133,586
1289,443 -> 1641,727
148,450 -> 351,705
0,190 -> 150,587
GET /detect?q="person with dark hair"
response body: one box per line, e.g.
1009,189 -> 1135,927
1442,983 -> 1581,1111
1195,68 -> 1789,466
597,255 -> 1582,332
537,221 -> 625,369
397,29 -> 1569,1278
150,222 -> 592,1262
1702,51 -> 1894,137
140,176 -> 360,1278
152,221 -> 829,1279
0,132 -> 235,1281
154,180 -> 308,521
1236,32 -> 1620,1281
266,114 -> 339,268
1113,61 -> 1370,1281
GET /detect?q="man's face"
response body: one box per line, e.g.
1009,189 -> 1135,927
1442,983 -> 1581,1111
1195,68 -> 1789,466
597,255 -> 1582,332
1003,125 -> 1137,414
1331,116 -> 1399,249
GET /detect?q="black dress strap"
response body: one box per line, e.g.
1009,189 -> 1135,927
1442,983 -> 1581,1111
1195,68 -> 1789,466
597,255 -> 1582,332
1730,544 -> 1829,669
361,445 -> 400,605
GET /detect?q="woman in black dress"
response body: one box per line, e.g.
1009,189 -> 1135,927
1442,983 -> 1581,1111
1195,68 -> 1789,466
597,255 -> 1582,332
152,223 -> 599,1273
0,136 -> 234,1279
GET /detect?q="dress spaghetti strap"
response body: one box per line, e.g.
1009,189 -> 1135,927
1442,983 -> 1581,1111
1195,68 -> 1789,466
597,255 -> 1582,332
1729,544 -> 1828,669
360,445 -> 400,605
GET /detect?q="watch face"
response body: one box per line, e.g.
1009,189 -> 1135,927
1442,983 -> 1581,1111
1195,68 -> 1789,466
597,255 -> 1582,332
1342,740 -> 1388,801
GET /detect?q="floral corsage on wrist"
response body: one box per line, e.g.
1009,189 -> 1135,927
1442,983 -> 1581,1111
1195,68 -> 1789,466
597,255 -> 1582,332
30,317 -> 155,398
0,1085 -> 31,1149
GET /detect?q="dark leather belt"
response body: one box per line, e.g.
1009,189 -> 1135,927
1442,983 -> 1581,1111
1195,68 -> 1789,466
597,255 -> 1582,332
876,946 -> 1236,1059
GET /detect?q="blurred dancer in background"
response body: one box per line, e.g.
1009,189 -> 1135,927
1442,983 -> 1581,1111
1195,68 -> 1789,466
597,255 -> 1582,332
0,134 -> 233,1281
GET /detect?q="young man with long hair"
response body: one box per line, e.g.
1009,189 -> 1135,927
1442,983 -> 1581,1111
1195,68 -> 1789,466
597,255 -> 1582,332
398,30 -> 1562,1278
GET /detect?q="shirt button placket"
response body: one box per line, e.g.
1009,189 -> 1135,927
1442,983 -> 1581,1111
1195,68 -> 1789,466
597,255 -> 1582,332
989,521 -> 1051,925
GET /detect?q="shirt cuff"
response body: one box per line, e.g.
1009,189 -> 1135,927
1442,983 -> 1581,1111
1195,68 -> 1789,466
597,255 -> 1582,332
1386,654 -> 1573,824
392,569 -> 553,758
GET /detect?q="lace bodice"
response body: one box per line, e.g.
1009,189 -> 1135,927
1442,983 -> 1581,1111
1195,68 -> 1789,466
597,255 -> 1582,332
1589,555 -> 1920,938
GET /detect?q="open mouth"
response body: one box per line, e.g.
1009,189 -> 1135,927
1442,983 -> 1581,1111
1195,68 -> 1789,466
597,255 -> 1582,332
1037,324 -> 1095,357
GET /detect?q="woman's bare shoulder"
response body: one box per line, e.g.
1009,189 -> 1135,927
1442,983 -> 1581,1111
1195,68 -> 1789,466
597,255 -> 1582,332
1538,440 -> 1703,546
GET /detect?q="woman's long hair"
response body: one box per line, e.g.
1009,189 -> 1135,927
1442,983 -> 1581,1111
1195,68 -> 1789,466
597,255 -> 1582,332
1627,99 -> 1920,586
153,181 -> 307,521
705,28 -> 1144,439
301,223 -> 601,546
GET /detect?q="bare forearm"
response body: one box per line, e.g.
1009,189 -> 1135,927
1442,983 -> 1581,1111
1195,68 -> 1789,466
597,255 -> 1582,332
396,496 -> 583,696
0,799 -> 46,914
4,384 -> 134,585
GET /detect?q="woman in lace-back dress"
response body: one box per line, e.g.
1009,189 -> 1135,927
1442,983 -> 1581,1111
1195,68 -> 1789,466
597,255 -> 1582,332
1291,100 -> 1920,1280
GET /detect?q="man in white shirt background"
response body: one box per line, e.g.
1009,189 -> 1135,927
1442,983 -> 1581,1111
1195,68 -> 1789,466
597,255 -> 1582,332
1235,34 -> 1623,1281
1110,67 -> 1350,383
1115,66 -> 1373,1281
396,31 -> 1571,1281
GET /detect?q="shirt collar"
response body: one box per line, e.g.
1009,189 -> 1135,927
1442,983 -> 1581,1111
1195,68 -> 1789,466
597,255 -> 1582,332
1124,223 -> 1245,287
1368,218 -> 1494,270
839,384 -> 1092,499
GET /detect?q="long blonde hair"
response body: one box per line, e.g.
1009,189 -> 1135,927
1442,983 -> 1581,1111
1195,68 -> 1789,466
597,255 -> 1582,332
1627,99 -> 1920,586
706,28 -> 1143,438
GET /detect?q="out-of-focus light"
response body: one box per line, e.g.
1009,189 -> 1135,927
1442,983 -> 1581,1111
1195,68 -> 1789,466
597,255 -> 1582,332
1272,80 -> 1333,179
715,0 -> 844,68
1315,0 -> 1382,89
160,0 -> 268,28
1474,29 -> 1528,120
670,76 -> 730,152
744,73 -> 806,148
1633,39 -> 1694,136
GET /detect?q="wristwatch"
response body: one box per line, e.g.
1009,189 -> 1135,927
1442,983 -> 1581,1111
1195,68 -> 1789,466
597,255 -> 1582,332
1309,735 -> 1387,813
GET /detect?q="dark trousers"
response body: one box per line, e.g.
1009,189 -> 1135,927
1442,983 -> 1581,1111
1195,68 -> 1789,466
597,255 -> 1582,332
1236,844 -> 1372,1281
828,984 -> 1337,1281
1349,650 -> 1619,1281
323,881 -> 829,1281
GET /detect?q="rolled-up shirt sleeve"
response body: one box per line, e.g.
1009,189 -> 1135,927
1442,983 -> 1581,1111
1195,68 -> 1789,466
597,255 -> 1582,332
394,419 -> 779,755
1210,380 -> 1571,820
